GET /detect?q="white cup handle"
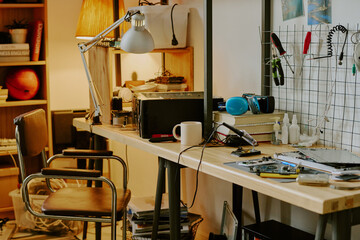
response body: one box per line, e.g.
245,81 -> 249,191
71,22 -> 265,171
172,124 -> 181,140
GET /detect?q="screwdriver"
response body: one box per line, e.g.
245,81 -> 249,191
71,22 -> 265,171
299,31 -> 312,76
271,32 -> 294,74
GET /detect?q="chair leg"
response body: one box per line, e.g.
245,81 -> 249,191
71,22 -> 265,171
82,222 -> 88,240
123,209 -> 127,240
96,224 -> 101,240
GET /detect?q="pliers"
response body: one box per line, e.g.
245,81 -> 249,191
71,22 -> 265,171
271,45 -> 284,86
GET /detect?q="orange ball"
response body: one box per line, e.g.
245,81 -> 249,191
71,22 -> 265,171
5,68 -> 40,100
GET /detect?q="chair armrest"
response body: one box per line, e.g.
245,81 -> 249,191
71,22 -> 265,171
41,168 -> 101,177
62,149 -> 113,156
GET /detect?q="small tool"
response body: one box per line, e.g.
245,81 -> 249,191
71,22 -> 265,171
271,32 -> 295,74
299,31 -> 311,76
271,45 -> 284,86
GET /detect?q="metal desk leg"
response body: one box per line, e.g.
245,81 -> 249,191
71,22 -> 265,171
152,157 -> 166,240
167,160 -> 181,240
252,191 -> 261,224
93,135 -> 106,240
233,184 -> 243,240
315,214 -> 328,240
332,209 -> 351,240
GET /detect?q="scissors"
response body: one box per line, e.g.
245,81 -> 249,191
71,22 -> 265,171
271,45 -> 284,86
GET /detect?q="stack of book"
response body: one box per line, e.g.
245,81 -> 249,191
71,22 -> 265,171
0,43 -> 30,62
0,87 -> 8,103
128,194 -> 191,238
213,110 -> 285,142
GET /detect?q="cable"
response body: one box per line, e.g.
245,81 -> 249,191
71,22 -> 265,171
188,125 -> 220,208
171,4 -> 178,46
314,25 -> 348,65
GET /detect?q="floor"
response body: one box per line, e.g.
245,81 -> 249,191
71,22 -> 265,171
1,221 -> 133,240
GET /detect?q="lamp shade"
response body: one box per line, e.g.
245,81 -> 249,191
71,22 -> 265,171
76,0 -> 126,39
120,13 -> 154,53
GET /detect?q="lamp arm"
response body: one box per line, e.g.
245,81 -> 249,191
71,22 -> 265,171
78,46 -> 101,123
77,10 -> 139,123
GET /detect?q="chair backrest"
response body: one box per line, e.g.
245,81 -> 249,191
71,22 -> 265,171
14,109 -> 48,182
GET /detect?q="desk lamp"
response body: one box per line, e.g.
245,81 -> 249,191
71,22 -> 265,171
76,0 -> 154,124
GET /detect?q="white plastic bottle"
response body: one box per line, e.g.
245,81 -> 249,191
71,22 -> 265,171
281,113 -> 289,144
289,114 -> 300,144
271,117 -> 281,145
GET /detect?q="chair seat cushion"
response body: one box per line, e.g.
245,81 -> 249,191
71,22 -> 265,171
41,187 -> 131,218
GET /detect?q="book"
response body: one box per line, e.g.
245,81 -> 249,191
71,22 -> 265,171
213,110 -> 284,142
0,88 -> 8,95
213,110 -> 284,125
0,56 -> 30,62
0,43 -> 29,50
27,20 -> 43,61
129,194 -> 188,219
0,49 -> 30,56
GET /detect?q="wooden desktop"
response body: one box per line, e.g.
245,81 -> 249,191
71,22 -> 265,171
73,118 -> 360,240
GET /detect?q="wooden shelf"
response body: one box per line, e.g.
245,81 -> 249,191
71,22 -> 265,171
0,3 -> 44,8
0,146 -> 48,156
0,99 -> 47,108
0,149 -> 17,156
0,60 -> 46,67
111,46 -> 194,91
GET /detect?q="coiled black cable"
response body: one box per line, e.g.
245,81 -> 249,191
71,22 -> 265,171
327,25 -> 348,65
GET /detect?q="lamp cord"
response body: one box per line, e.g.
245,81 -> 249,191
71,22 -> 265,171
171,3 -> 178,46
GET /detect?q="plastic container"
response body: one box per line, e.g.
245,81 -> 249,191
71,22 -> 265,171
271,117 -> 281,145
9,189 -> 47,230
289,114 -> 300,144
281,113 -> 289,144
9,187 -> 82,233
129,5 -> 189,49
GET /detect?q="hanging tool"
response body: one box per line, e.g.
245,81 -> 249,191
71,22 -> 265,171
271,45 -> 284,86
271,32 -> 295,74
299,31 -> 311,76
311,25 -> 348,65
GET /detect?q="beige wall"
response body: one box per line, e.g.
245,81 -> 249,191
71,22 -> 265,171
47,0 -> 360,239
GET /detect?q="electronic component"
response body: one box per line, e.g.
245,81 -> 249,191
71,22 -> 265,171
231,147 -> 261,157
236,157 -> 276,167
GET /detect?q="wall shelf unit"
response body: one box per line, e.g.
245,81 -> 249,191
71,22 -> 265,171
0,1 -> 52,157
88,46 -> 194,124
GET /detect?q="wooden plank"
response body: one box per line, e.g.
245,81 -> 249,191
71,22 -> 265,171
88,46 -> 113,124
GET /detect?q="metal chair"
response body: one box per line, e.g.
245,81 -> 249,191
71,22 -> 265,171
14,109 -> 131,240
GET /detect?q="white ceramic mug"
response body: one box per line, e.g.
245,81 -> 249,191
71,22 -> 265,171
172,121 -> 202,146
